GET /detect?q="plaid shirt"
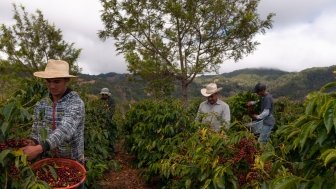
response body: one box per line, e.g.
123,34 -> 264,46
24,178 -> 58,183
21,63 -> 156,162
31,90 -> 85,162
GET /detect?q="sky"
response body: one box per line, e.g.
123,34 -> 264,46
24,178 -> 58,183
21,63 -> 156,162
1,0 -> 336,75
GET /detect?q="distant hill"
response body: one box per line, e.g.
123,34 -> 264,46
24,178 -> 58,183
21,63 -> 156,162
79,66 -> 336,103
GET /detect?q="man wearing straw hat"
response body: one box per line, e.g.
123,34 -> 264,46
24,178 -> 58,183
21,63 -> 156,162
196,82 -> 231,132
22,59 -> 85,164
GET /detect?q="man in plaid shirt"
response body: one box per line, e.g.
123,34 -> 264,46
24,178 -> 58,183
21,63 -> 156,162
22,59 -> 85,163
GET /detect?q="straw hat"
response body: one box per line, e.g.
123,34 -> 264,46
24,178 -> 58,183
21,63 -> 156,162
33,59 -> 76,78
201,83 -> 222,97
100,88 -> 111,96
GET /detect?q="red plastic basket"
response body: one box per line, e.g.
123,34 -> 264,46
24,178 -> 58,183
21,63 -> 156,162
31,158 -> 86,189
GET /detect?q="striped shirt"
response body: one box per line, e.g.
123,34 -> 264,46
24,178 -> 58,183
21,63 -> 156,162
31,90 -> 85,162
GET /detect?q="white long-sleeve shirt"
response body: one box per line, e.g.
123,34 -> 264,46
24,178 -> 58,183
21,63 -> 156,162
196,99 -> 230,132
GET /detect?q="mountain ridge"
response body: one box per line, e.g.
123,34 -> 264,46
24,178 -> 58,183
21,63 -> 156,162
79,66 -> 336,102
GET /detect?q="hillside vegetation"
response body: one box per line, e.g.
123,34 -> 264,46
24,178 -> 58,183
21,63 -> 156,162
79,66 -> 336,102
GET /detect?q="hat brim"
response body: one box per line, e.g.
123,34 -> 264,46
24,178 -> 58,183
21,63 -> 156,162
201,87 -> 222,97
33,71 -> 77,79
100,92 -> 111,96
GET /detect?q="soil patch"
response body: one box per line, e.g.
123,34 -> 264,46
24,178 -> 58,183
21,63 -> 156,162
100,140 -> 157,189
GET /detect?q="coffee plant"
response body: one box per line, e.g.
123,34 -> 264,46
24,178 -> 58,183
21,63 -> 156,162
121,98 -> 277,188
227,92 -> 260,123
84,98 -> 118,188
0,146 -> 49,188
122,99 -> 197,171
272,81 -> 336,188
0,79 -> 50,188
1,79 -> 119,188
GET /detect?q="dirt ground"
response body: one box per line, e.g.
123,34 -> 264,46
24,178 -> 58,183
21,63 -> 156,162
99,141 -> 157,189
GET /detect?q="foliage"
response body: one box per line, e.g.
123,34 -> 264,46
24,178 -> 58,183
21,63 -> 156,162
121,98 -> 277,188
273,97 -> 304,129
0,79 -> 46,142
84,98 -> 118,188
151,127 -> 270,189
0,4 -> 81,73
79,66 -> 336,106
0,149 -> 49,189
99,0 -> 274,103
122,99 -> 195,168
0,60 -> 24,102
0,79 -> 49,188
273,81 -> 336,188
227,92 -> 260,123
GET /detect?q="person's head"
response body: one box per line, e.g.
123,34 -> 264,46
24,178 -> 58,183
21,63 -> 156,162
100,88 -> 111,100
33,59 -> 76,98
254,83 -> 267,96
201,83 -> 222,105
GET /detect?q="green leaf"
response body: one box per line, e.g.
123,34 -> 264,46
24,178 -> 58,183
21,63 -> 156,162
185,179 -> 191,189
333,104 -> 336,133
1,121 -> 10,136
272,176 -> 299,189
305,99 -> 316,115
320,149 -> 336,166
317,127 -> 328,145
310,176 -> 323,189
213,176 -> 225,189
47,165 -> 58,180
0,149 -> 11,166
323,101 -> 335,133
299,120 -> 319,150
320,81 -> 336,92
39,128 -> 48,141
2,102 -> 15,121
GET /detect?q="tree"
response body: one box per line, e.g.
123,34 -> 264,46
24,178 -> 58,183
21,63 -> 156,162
99,0 -> 274,104
0,4 -> 81,74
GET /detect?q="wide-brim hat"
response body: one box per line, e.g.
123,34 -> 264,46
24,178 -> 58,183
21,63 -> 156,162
33,59 -> 77,79
201,83 -> 222,97
100,88 -> 111,96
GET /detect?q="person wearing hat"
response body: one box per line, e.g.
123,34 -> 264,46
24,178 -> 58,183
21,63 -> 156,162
22,59 -> 85,164
196,82 -> 231,132
246,83 -> 275,143
100,87 -> 115,111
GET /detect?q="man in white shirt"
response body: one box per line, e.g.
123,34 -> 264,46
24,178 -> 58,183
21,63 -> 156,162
196,82 -> 231,132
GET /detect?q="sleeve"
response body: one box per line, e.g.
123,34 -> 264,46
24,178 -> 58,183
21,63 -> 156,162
256,96 -> 272,119
247,101 -> 257,106
31,103 -> 41,143
222,104 -> 231,124
256,109 -> 270,119
46,99 -> 84,149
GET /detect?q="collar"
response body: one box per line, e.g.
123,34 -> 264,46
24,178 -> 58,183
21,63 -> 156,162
49,88 -> 72,101
207,99 -> 220,105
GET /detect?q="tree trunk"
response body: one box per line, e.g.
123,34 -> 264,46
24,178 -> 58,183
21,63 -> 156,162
181,79 -> 188,107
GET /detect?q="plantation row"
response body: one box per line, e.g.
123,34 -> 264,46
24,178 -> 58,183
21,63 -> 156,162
1,79 -> 336,188
0,79 -> 118,188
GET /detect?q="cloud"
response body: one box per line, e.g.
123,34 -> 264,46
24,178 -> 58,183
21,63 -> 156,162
1,0 -> 336,75
220,0 -> 336,73
0,0 -> 128,75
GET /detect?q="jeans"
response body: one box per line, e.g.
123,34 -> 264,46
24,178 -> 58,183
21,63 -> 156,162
247,120 -> 274,143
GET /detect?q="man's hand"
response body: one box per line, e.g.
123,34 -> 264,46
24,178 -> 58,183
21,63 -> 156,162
246,101 -> 254,106
22,145 -> 43,160
23,139 -> 36,146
